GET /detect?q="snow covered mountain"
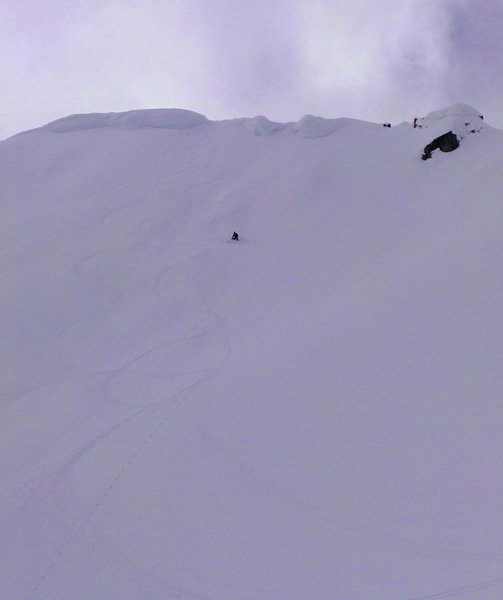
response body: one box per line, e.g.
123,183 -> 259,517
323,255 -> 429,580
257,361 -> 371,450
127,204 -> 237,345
2,104 -> 503,600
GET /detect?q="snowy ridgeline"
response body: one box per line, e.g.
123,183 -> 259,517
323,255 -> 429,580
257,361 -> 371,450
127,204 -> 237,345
413,103 -> 484,140
28,102 -> 486,142
35,108 -> 380,138
41,108 -> 211,133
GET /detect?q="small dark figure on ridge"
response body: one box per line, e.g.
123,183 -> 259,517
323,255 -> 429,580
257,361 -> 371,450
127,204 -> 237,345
232,231 -> 239,241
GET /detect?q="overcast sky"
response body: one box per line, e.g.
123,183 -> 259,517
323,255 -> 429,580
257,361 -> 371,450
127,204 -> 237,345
2,0 -> 503,139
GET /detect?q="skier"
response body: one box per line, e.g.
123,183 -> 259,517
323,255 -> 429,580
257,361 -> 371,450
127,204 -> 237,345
231,231 -> 239,241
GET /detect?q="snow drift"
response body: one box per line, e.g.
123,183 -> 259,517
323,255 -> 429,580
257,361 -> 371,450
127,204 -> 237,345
22,108 -> 210,134
2,104 -> 503,600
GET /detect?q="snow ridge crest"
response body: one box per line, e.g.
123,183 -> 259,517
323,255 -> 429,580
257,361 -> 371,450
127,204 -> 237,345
44,108 -> 210,133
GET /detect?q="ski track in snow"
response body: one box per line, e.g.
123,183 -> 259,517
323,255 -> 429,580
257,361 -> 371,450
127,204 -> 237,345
27,407 -> 154,596
26,351 -> 228,596
27,403 -> 211,599
407,578 -> 503,600
22,178 -> 233,599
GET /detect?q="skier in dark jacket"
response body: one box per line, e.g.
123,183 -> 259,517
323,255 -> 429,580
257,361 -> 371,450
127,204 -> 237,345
231,231 -> 239,241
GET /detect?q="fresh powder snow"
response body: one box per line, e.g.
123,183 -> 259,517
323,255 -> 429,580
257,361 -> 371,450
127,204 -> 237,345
1,106 -> 503,600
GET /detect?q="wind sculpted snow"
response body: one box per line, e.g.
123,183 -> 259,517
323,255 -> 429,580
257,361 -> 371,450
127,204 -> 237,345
2,105 -> 503,600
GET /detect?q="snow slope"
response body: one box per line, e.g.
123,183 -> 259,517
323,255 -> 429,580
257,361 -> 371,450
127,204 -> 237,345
2,106 -> 503,600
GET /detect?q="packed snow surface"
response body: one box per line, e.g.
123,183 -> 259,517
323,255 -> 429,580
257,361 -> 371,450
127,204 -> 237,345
2,105 -> 503,600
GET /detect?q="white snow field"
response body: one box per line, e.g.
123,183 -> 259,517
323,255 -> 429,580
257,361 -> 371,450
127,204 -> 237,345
2,104 -> 503,599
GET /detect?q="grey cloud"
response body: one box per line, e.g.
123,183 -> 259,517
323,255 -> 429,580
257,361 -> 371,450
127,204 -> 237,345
444,1 -> 503,98
3,0 -> 503,139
